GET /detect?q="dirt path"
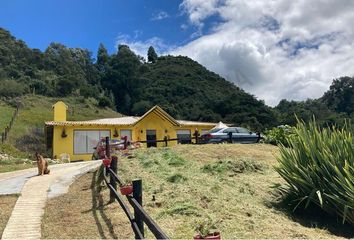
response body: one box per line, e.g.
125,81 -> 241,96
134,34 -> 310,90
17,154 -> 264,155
0,161 -> 101,239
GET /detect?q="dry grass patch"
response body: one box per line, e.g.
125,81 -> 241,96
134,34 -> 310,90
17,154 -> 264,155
42,170 -> 133,239
0,194 -> 19,236
115,144 -> 351,239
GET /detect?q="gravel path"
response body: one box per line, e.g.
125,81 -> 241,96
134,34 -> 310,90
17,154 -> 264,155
0,161 -> 101,240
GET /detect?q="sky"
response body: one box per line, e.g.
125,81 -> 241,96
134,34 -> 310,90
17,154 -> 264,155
1,0 -> 354,106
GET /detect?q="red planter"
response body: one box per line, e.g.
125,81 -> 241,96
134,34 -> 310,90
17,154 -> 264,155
120,185 -> 133,195
194,232 -> 221,240
102,158 -> 111,167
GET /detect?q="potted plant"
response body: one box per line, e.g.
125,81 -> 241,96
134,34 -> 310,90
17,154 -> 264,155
120,183 -> 133,195
102,158 -> 111,167
61,128 -> 67,138
194,217 -> 220,240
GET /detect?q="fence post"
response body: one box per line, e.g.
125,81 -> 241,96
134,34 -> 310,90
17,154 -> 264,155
110,156 -> 118,202
4,127 -> 8,141
133,179 -> 144,238
228,132 -> 232,143
164,136 -> 168,147
194,129 -> 199,144
123,136 -> 128,150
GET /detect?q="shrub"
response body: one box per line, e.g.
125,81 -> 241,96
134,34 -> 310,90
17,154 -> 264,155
264,125 -> 295,146
98,96 -> 113,108
0,79 -> 26,97
275,119 -> 354,226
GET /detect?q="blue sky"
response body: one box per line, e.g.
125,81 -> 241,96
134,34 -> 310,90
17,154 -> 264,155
0,0 -> 203,55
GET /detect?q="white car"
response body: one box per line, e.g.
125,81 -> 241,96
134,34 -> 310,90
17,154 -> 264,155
200,127 -> 260,144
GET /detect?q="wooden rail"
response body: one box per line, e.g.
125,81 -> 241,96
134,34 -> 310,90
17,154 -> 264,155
102,137 -> 169,239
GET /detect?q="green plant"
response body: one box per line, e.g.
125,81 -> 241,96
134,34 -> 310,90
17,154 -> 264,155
264,125 -> 295,146
202,159 -> 263,175
161,203 -> 199,217
162,150 -> 187,166
167,173 -> 187,183
194,216 -> 219,238
95,165 -> 106,192
275,118 -> 354,226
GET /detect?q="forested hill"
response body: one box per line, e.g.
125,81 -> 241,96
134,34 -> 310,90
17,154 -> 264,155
0,27 -> 352,130
0,27 -> 276,129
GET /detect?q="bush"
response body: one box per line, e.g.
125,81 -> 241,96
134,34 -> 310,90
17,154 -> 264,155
263,125 -> 295,146
98,96 -> 113,108
275,119 -> 354,226
79,85 -> 99,98
0,79 -> 26,97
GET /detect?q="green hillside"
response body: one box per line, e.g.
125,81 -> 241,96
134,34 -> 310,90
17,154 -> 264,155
0,103 -> 14,131
0,27 -> 352,132
0,27 -> 277,130
0,95 -> 122,158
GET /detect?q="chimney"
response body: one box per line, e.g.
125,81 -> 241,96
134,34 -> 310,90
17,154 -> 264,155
52,101 -> 68,122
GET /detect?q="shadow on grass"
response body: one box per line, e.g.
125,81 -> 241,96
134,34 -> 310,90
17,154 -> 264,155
87,171 -> 118,239
266,190 -> 354,238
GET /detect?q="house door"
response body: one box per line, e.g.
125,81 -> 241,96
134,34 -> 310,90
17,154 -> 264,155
146,130 -> 157,148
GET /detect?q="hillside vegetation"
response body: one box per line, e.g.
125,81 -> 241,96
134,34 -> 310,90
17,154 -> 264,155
0,95 -> 122,158
1,27 -> 352,131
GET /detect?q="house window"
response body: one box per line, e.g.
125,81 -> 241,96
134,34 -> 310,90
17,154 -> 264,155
120,129 -> 132,141
74,130 -> 110,154
177,129 -> 191,144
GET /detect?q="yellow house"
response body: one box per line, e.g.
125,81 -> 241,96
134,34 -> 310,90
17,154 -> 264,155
45,101 -> 217,161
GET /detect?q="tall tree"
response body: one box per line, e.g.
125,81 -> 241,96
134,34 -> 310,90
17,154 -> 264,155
147,46 -> 158,63
96,43 -> 109,72
102,45 -> 142,114
322,76 -> 354,115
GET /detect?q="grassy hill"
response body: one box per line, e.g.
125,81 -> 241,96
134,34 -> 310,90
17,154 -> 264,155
0,103 -> 13,131
0,94 -> 122,159
41,144 -> 353,239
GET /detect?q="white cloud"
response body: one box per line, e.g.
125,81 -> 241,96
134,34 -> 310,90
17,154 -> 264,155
115,34 -> 174,59
151,11 -> 169,21
172,0 -> 354,106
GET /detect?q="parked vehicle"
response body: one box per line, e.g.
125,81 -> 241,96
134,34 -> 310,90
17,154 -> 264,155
200,127 -> 260,144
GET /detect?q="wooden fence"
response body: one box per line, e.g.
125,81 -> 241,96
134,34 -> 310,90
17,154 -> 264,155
1,106 -> 19,144
102,137 -> 169,239
122,130 -> 262,148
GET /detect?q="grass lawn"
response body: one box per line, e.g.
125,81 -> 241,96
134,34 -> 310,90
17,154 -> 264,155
42,144 -> 353,239
41,170 -> 134,239
0,163 -> 35,173
0,152 -> 36,173
117,144 -> 352,239
0,194 -> 19,236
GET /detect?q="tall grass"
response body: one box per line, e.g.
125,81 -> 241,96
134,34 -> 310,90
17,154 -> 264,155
276,119 -> 354,226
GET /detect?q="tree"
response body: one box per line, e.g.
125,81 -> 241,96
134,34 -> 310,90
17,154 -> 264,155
147,46 -> 158,63
96,43 -> 109,72
322,76 -> 354,115
101,45 -> 142,114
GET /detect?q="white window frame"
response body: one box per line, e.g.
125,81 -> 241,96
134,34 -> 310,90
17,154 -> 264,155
177,129 -> 191,144
120,129 -> 132,141
74,130 -> 110,154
